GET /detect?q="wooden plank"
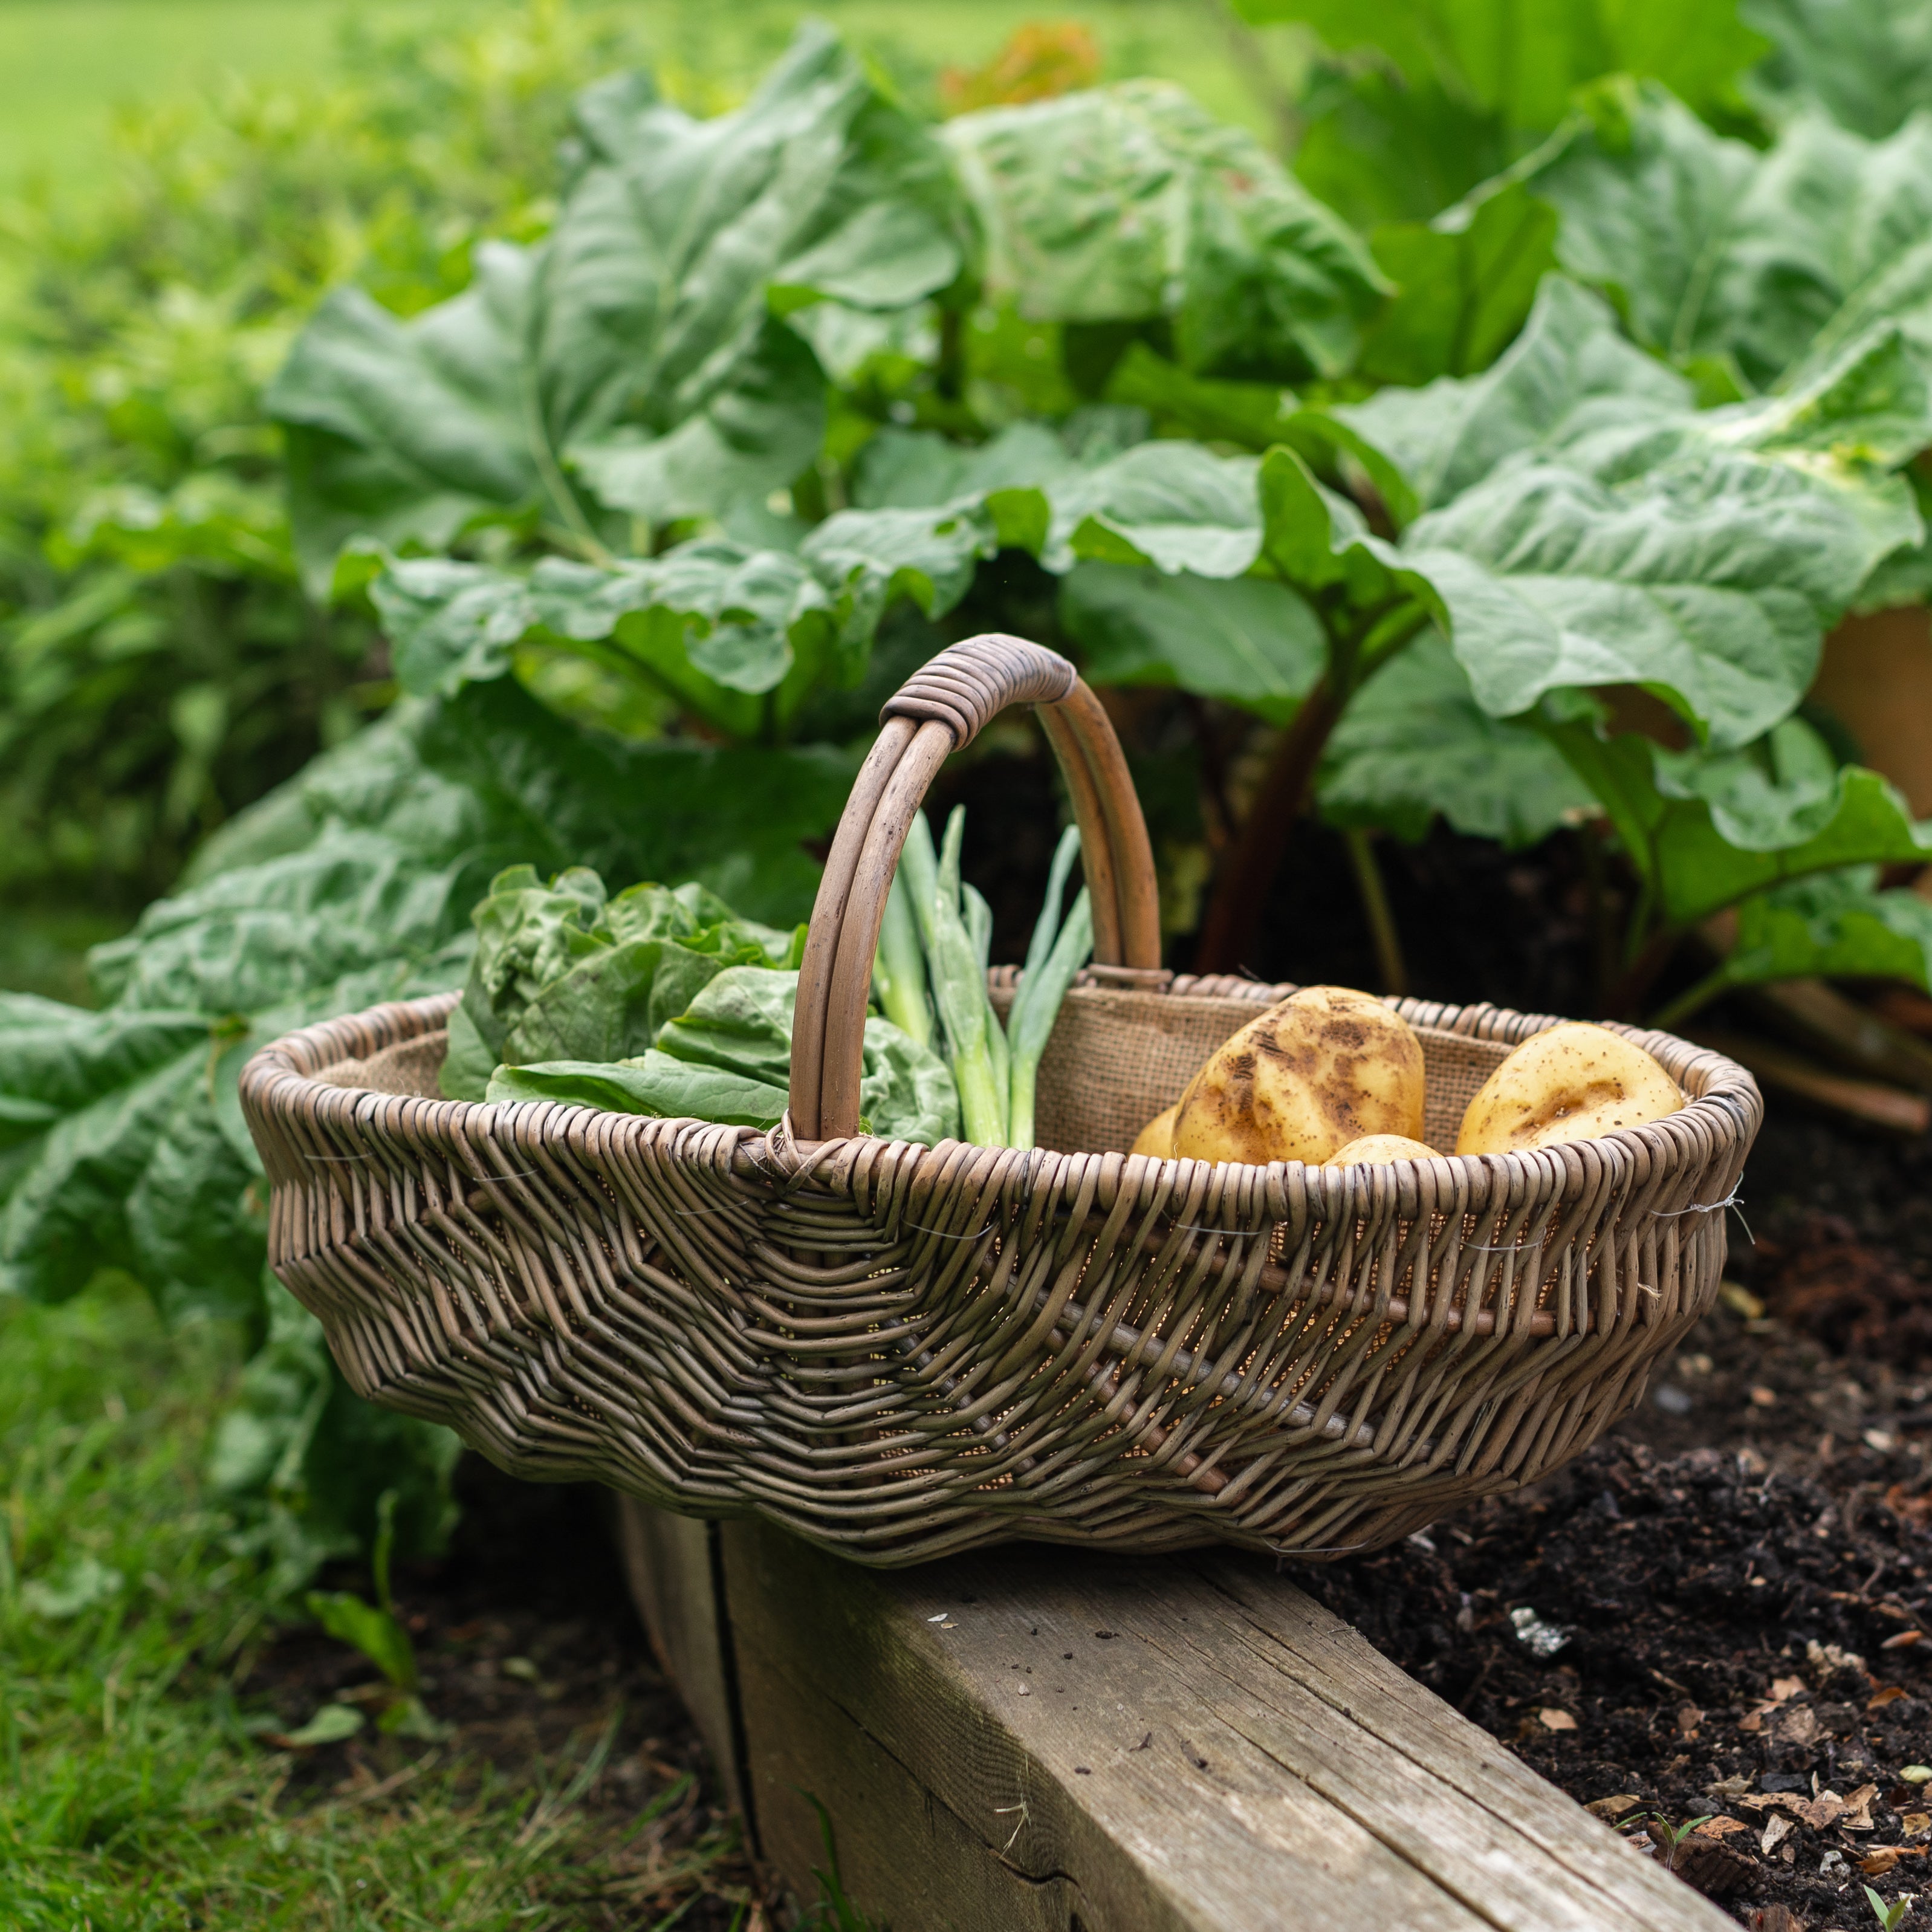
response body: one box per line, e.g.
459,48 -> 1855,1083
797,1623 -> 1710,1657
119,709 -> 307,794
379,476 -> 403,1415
615,1499 -> 1733,1931
612,1502 -> 745,1814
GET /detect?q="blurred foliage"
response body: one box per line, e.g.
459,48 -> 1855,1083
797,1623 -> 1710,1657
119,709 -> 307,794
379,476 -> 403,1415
939,21 -> 1101,113
0,0 -> 658,916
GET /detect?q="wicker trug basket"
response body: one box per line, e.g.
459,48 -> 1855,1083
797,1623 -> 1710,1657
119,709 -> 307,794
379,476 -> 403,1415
242,635 -> 1762,1566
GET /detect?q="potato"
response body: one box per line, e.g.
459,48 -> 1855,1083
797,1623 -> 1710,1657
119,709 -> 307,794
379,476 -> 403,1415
1130,1102 -> 1179,1159
1172,985 -> 1425,1167
1325,1133 -> 1439,1167
1456,1022 -> 1682,1156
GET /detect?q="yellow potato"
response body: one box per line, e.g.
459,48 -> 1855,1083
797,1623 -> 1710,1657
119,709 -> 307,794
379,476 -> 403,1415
1172,985 -> 1425,1167
1456,1022 -> 1682,1156
1130,1102 -> 1179,1159
1325,1133 -> 1439,1167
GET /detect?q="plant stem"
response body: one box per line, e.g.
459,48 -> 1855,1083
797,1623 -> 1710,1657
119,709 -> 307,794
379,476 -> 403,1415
1606,923 -> 1684,1019
1193,675 -> 1343,973
1193,600 -> 1427,974
1343,828 -> 1407,996
1574,819 -> 1618,1014
1648,963 -> 1733,1034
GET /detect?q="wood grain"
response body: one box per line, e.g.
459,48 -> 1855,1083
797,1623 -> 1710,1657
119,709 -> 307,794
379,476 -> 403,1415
616,1499 -> 1733,1931
613,1504 -> 744,1814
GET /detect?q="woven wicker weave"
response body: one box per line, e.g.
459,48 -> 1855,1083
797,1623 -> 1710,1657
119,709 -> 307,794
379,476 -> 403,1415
242,637 -> 1763,1565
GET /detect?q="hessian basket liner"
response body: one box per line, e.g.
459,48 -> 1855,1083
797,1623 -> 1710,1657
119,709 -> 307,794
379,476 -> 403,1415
241,635 -> 1763,1566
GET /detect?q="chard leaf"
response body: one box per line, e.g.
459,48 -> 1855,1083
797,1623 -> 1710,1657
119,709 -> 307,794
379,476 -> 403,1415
1235,0 -> 1766,147
271,25 -> 963,591
1718,866 -> 1932,991
1338,276 -> 1690,510
491,965 -> 961,1144
488,1054 -> 793,1129
1319,634 -> 1593,846
1046,442 -> 1262,576
1057,561 -> 1323,724
1243,0 -> 1766,228
1355,181 -> 1562,387
852,421 -> 1074,509
1744,0 -> 1932,140
2,680 -> 851,1315
1334,280 -> 1925,745
1545,715 -> 1932,924
1521,80 -> 1932,387
944,79 -> 1387,380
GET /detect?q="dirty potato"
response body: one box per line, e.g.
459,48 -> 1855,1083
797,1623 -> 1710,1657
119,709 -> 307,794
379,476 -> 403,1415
1172,985 -> 1425,1167
1325,1133 -> 1439,1167
1130,1102 -> 1179,1159
1456,1022 -> 1682,1156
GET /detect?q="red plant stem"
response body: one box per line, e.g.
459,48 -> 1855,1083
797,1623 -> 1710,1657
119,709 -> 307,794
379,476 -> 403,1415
1193,676 -> 1344,973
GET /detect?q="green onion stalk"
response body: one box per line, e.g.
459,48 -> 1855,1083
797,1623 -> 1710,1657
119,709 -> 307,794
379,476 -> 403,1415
1005,825 -> 1091,1150
871,868 -> 933,1046
880,812 -> 1095,1150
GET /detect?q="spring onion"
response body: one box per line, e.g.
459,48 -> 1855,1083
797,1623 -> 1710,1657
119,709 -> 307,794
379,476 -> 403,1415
872,810 -> 1096,1150
872,868 -> 933,1047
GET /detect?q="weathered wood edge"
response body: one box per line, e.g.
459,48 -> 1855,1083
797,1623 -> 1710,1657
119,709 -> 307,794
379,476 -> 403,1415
615,1499 -> 1733,1932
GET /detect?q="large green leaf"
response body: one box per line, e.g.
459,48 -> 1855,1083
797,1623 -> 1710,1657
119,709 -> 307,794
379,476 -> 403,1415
1237,0 -> 1765,138
1544,713 -> 1932,925
1340,276 -> 1688,510
1057,561 -> 1323,724
1318,633 -> 1592,845
1245,0 -> 1765,228
1520,82 -> 1932,389
944,80 -> 1388,380
1717,866 -> 1932,993
370,496 -> 1002,737
1,681 -> 851,1317
1355,181 -> 1561,387
270,25 -> 964,591
1744,0 -> 1932,140
1335,279 -> 1927,744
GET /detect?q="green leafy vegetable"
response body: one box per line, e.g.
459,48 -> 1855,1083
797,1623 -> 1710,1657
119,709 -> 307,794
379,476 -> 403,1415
1745,0 -> 1932,138
269,24 -> 964,591
1515,79 -> 1932,389
489,966 -> 961,1146
1663,866 -> 1932,1025
944,79 -> 1389,380
1544,712 -> 1932,928
1057,562 -> 1324,724
442,866 -> 802,1100
1319,634 -> 1593,846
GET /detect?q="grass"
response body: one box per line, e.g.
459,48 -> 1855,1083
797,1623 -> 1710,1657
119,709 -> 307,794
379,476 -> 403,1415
0,0 -> 1293,187
0,1279 -> 752,1929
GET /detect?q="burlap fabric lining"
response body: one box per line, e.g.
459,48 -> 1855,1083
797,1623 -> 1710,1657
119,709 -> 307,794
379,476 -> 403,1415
245,973 -> 1760,1566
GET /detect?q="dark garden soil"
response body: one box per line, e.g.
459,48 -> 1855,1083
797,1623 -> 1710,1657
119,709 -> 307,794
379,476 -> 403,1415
1300,1100 -> 1932,1931
238,1460 -> 777,1928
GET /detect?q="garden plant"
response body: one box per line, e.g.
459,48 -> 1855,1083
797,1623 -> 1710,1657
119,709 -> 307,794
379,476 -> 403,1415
11,0 -> 1932,1923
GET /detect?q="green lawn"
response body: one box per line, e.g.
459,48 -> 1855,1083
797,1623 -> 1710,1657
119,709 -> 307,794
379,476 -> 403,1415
0,0 -> 1287,187
0,1279 -> 759,1929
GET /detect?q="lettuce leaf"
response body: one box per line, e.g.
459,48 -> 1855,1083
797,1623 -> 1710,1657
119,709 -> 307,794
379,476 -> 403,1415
488,966 -> 962,1145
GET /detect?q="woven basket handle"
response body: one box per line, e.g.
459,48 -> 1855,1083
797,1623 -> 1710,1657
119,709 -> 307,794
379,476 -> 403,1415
789,634 -> 1160,1140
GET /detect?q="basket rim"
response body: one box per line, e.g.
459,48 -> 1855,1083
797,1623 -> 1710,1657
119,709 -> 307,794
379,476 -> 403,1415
238,976 -> 1763,1222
